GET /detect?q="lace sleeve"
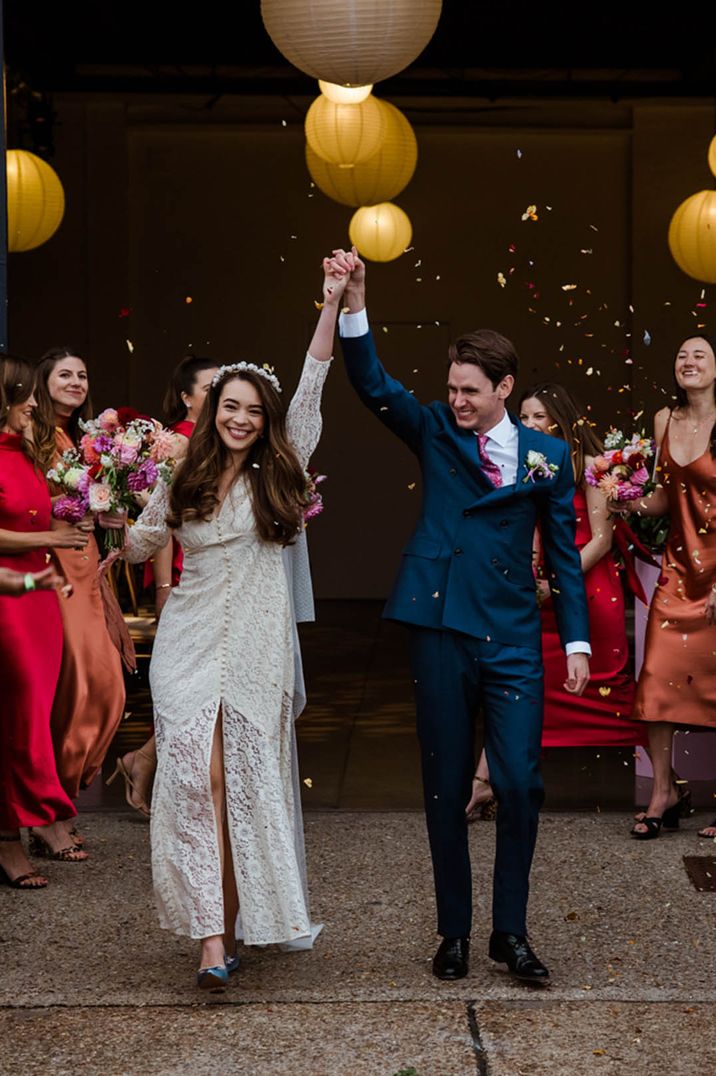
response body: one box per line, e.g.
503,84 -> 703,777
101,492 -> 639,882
124,481 -> 172,563
286,354 -> 332,468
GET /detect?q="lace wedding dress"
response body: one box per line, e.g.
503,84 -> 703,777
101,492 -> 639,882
124,355 -> 330,945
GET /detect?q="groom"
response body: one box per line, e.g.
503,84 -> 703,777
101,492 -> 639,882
331,248 -> 590,984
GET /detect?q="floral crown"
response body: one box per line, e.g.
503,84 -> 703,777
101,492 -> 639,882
211,362 -> 282,394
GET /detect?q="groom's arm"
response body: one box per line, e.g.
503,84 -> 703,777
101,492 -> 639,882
336,249 -> 424,453
539,440 -> 591,670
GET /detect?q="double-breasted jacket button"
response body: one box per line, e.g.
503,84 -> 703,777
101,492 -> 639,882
491,556 -> 499,566
449,468 -> 457,476
454,548 -> 463,556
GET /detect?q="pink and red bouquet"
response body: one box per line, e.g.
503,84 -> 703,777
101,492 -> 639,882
48,408 -> 177,551
303,469 -> 326,523
585,429 -> 655,503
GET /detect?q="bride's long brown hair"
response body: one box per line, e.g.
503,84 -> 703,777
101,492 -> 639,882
167,369 -> 309,545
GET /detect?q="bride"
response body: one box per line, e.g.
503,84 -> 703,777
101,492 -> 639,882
116,260 -> 345,988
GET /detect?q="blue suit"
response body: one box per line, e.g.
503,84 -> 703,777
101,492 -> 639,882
341,329 -> 589,937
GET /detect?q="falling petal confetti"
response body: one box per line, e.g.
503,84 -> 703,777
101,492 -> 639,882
126,339 -> 134,353
643,330 -> 652,346
303,777 -> 313,788
497,272 -> 507,288
562,284 -> 577,291
599,686 -> 611,696
521,204 -> 539,222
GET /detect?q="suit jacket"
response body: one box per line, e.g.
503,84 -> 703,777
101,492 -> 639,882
341,329 -> 589,652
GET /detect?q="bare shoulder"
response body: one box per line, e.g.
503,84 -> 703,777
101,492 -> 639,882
653,407 -> 671,444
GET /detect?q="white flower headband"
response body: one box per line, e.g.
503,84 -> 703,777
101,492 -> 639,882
212,362 -> 282,394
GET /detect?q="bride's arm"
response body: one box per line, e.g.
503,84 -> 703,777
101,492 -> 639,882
122,481 -> 173,563
286,258 -> 348,468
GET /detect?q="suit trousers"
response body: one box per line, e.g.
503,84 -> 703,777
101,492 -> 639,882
409,627 -> 545,938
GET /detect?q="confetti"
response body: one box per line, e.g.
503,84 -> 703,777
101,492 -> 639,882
562,284 -> 577,291
303,777 -> 313,788
407,482 -> 416,490
497,272 -> 507,288
516,149 -> 523,158
185,296 -> 193,304
126,339 -> 134,353
598,686 -> 611,696
521,204 -> 538,222
643,330 -> 652,346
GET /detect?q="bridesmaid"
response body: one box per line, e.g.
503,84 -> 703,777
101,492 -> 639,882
0,356 -> 90,886
117,355 -> 220,815
31,346 -> 127,849
469,383 -> 645,816
625,335 -> 716,839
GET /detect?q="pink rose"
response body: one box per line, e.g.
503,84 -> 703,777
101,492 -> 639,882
97,408 -> 120,432
631,466 -> 649,486
88,482 -> 113,512
592,455 -> 610,473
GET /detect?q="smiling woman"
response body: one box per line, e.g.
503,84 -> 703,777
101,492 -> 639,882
30,348 -> 128,855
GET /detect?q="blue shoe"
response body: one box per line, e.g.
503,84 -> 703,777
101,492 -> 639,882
196,964 -> 229,991
225,951 -> 241,975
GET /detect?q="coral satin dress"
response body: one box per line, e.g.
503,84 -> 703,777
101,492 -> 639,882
0,432 -> 75,827
540,487 -> 644,747
50,428 -> 125,797
633,418 -> 716,726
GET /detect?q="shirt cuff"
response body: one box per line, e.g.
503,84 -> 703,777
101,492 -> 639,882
565,641 -> 591,657
338,308 -> 369,338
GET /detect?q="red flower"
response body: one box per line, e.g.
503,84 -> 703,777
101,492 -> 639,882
88,462 -> 103,479
611,450 -> 623,464
116,406 -> 140,425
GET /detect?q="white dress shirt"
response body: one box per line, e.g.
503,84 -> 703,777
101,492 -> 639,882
339,307 -> 590,656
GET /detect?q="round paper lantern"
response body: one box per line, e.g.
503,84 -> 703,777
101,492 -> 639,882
306,100 -> 417,207
668,190 -> 716,284
261,0 -> 442,86
349,202 -> 413,263
6,150 -> 65,252
708,136 -> 716,178
318,80 -> 372,104
305,94 -> 386,166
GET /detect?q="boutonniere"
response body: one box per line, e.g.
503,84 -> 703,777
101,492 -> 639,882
523,450 -> 559,484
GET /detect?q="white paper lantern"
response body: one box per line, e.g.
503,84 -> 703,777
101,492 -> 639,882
318,81 -> 372,104
305,94 -> 386,167
306,100 -> 417,207
262,0 -> 442,86
349,202 -> 413,262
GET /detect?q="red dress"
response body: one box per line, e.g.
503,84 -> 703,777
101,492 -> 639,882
540,487 -> 645,747
143,418 -> 194,589
0,433 -> 75,827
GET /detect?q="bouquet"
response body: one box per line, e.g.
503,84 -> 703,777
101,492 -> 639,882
48,407 -> 177,552
585,429 -> 655,503
303,469 -> 326,523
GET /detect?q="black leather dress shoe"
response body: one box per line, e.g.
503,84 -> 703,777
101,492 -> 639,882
488,931 -> 550,985
432,936 -> 470,980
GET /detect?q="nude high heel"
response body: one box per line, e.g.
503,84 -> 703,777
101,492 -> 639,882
106,753 -> 152,817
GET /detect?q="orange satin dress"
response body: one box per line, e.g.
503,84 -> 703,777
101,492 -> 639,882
633,418 -> 716,726
50,428 -> 126,796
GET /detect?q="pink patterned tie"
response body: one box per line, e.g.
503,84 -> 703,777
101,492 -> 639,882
477,433 -> 503,488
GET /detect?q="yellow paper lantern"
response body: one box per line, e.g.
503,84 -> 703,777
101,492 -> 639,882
318,80 -> 372,105
261,0 -> 442,86
305,94 -> 386,167
668,190 -> 716,284
6,150 -> 65,253
306,100 -> 417,207
708,136 -> 716,178
349,202 -> 413,263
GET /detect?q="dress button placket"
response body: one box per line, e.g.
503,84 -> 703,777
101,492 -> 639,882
217,515 -> 231,697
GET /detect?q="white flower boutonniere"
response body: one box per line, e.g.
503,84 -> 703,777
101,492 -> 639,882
523,450 -> 559,484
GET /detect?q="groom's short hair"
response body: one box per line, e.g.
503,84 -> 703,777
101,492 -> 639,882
448,330 -> 519,388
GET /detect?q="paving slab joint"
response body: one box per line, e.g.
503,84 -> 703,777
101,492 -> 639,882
466,1001 -> 488,1075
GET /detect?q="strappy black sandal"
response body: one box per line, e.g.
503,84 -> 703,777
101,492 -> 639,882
630,800 -> 681,840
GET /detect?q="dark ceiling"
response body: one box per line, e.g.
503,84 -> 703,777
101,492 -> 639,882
5,0 -> 716,100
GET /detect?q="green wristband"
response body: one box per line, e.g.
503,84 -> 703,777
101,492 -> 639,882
23,573 -> 36,592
